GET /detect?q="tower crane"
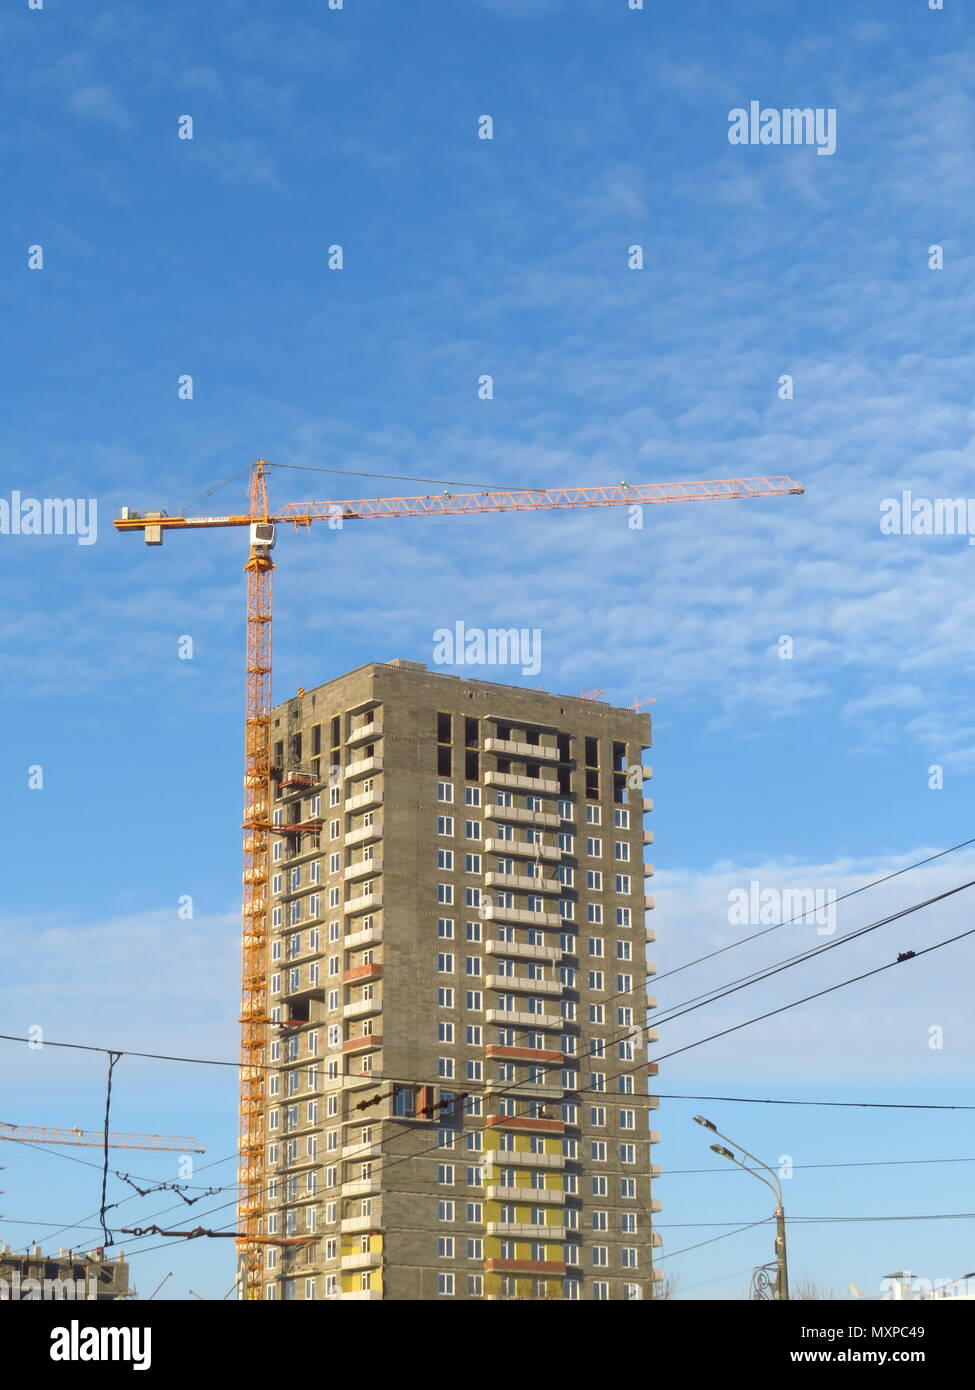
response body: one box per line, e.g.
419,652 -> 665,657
116,462 -> 803,1297
0,1123 -> 204,1151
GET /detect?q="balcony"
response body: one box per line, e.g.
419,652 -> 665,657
341,1142 -> 381,1161
484,839 -> 560,861
487,1113 -> 565,1136
486,1223 -> 565,1240
484,872 -> 559,894
344,925 -> 382,951
643,829 -> 654,845
649,1198 -> 662,1213
485,771 -> 558,795
343,997 -> 382,1021
644,865 -> 655,879
346,821 -> 381,848
344,1069 -> 379,1090
346,891 -> 383,916
283,975 -> 324,1002
644,895 -> 655,911
341,1179 -> 381,1198
648,1164 -> 662,1179
343,1033 -> 382,1054
482,904 -> 560,928
486,1045 -> 564,1065
340,1215 -> 382,1234
484,805 -> 559,829
486,1186 -> 564,1204
485,1150 -> 564,1170
345,756 -> 384,781
486,975 -> 562,996
345,858 -> 382,882
337,1289 -> 381,1301
485,940 -> 561,964
642,798 -> 652,813
485,1080 -> 563,1101
648,1130 -> 660,1144
485,1258 -> 565,1276
485,1009 -> 555,1028
343,962 -> 382,985
340,1252 -> 381,1271
347,721 -> 383,747
646,960 -> 657,977
484,738 -> 561,763
346,787 -> 382,814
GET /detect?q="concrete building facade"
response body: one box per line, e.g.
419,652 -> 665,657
0,1245 -> 130,1300
260,660 -> 659,1300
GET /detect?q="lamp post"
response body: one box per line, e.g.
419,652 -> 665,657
693,1115 -> 789,1301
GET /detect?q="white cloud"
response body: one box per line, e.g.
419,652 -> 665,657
69,83 -> 130,130
652,848 -> 975,1081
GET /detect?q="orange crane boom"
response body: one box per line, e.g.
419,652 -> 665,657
0,1123 -> 204,1152
115,461 -> 803,1298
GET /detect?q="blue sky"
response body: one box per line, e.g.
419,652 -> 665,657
2,0 -> 974,1300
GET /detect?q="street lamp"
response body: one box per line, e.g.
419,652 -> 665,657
693,1115 -> 789,1301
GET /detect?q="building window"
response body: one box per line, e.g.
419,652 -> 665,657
437,1272 -> 455,1295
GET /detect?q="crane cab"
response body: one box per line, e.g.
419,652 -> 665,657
250,522 -> 276,553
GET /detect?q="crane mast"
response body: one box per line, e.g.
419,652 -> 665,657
239,461 -> 274,1297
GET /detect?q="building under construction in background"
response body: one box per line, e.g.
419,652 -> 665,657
259,659 -> 658,1300
0,1246 -> 130,1300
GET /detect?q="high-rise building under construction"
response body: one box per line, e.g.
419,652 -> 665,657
260,659 -> 659,1300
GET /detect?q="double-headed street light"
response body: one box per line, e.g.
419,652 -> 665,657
693,1115 -> 789,1301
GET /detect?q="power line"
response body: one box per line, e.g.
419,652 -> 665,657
652,835 -> 975,984
656,1220 -> 768,1262
657,1155 -> 975,1177
7,881 -> 975,1259
648,921 -> 975,1071
649,876 -> 975,1034
679,1263 -> 758,1291
4,864 -> 969,1093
